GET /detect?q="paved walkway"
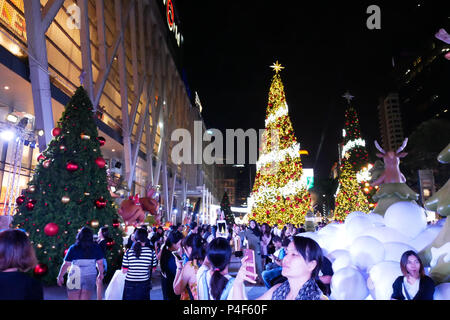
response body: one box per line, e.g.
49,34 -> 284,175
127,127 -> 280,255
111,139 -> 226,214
44,254 -> 267,300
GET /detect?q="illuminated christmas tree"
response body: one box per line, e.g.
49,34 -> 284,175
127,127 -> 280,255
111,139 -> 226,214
249,62 -> 311,226
341,92 -> 376,208
334,159 -> 370,221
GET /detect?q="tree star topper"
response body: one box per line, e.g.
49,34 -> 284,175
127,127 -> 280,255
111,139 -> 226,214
271,61 -> 285,74
342,91 -> 355,104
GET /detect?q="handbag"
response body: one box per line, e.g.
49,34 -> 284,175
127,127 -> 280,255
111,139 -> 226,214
104,270 -> 127,300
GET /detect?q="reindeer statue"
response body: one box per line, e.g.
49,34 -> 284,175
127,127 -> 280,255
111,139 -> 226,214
371,138 -> 408,185
118,186 -> 160,226
370,138 -> 419,216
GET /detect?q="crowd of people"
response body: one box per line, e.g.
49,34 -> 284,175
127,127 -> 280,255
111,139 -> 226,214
0,218 -> 437,300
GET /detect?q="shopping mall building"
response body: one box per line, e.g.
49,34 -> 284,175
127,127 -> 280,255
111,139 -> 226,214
0,0 -> 223,225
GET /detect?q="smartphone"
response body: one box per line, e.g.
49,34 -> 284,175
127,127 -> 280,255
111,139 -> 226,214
243,248 -> 257,281
172,251 -> 182,261
216,220 -> 228,239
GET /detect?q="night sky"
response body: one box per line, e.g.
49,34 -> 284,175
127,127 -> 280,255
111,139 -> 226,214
175,1 -> 450,180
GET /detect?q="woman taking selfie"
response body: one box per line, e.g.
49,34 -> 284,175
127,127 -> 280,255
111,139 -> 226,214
173,233 -> 206,300
231,236 -> 324,300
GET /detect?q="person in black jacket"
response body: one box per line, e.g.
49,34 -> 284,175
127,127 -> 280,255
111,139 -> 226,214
0,230 -> 43,300
391,250 -> 435,300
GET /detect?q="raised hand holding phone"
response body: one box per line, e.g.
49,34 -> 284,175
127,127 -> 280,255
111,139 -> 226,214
242,248 -> 257,282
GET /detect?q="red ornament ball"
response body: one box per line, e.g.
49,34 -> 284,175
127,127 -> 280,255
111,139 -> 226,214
26,201 -> 35,211
52,127 -> 62,137
95,157 -> 106,169
66,162 -> 79,172
37,154 -> 46,162
106,240 -> 115,248
97,136 -> 106,146
16,195 -> 26,205
95,197 -> 107,209
44,223 -> 59,236
33,263 -> 48,276
43,159 -> 51,169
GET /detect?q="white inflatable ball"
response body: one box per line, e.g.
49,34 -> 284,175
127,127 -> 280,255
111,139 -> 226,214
318,226 -> 349,252
383,242 -> 416,263
349,236 -> 385,271
367,261 -> 402,300
327,249 -> 350,262
345,215 -> 374,242
330,251 -> 353,273
295,232 -> 319,243
410,225 -> 443,252
330,267 -> 369,300
434,283 -> 450,300
366,212 -> 385,227
345,211 -> 368,225
384,201 -> 427,239
318,223 -> 340,237
362,226 -> 413,244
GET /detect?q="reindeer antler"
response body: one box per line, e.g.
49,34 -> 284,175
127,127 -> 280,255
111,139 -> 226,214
396,138 -> 408,154
374,140 -> 385,154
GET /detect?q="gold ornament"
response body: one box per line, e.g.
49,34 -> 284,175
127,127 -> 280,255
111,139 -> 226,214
28,185 -> 36,193
84,192 -> 90,196
61,196 -> 70,204
80,133 -> 91,140
90,219 -> 99,228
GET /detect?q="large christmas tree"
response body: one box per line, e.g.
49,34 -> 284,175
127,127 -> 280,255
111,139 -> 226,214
341,92 -> 376,208
249,62 -> 311,226
334,159 -> 370,221
220,192 -> 235,226
13,86 -> 124,285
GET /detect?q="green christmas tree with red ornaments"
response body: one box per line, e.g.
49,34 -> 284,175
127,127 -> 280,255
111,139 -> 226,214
13,86 -> 124,285
341,91 -> 376,208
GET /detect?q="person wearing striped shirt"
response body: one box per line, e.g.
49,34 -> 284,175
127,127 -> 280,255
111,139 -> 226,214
122,228 -> 157,300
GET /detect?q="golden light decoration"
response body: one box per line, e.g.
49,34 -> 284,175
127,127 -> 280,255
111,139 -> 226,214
270,61 -> 285,74
90,219 -> 99,228
37,243 -> 43,249
80,133 -> 91,140
27,185 -> 36,193
334,160 -> 370,221
61,196 -> 70,204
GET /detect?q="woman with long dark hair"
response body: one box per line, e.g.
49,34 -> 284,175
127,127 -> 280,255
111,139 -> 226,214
260,223 -> 272,267
244,220 -> 263,283
57,227 -> 104,300
121,228 -> 157,300
197,237 -> 237,300
391,250 -> 435,300
231,236 -> 325,300
159,230 -> 184,300
173,233 -> 206,300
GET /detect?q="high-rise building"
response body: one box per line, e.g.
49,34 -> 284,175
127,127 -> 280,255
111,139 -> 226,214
392,36 -> 450,137
377,93 -> 405,151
